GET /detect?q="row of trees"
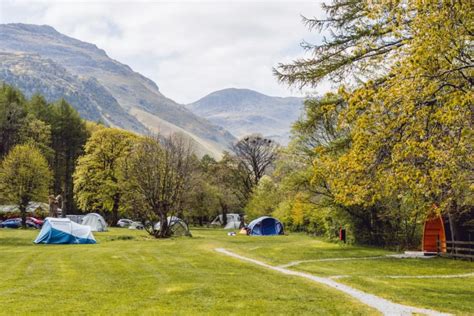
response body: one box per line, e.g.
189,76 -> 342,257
73,129 -> 278,237
0,82 -> 279,236
0,85 -> 88,227
244,0 -> 473,247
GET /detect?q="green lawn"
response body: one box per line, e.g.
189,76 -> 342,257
285,255 -> 474,315
0,228 -> 472,315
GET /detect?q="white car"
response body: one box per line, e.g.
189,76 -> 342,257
117,219 -> 134,228
129,221 -> 144,230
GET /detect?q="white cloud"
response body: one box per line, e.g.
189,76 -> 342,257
0,0 -> 330,103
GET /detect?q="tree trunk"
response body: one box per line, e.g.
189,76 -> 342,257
221,202 -> 228,227
53,150 -> 62,196
63,154 -> 73,217
447,212 -> 456,254
111,193 -> 120,227
157,212 -> 169,238
20,198 -> 28,228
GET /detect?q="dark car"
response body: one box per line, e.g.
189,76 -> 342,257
0,218 -> 21,228
0,218 -> 41,229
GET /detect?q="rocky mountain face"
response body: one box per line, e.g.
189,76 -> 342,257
187,88 -> 304,145
0,23 -> 235,157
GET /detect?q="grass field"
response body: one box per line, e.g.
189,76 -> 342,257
0,228 -> 472,315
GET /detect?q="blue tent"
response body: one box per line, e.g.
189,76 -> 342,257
34,218 -> 96,244
247,216 -> 284,236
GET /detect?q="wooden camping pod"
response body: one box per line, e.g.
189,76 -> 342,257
422,216 -> 446,253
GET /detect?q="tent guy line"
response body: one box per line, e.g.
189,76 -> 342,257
215,248 -> 450,316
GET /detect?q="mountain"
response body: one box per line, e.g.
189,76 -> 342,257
0,23 -> 235,157
187,88 -> 304,145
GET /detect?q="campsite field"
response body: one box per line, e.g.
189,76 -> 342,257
0,228 -> 473,315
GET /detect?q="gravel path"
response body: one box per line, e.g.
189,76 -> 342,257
384,272 -> 474,279
279,256 -> 388,268
330,272 -> 474,280
215,248 -> 451,316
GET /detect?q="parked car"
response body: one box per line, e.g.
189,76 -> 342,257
129,221 -> 144,230
117,219 -> 134,228
28,217 -> 44,228
0,218 -> 21,228
0,218 -> 42,229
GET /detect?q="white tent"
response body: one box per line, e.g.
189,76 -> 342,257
34,218 -> 96,244
81,213 -> 108,232
211,213 -> 241,229
154,216 -> 191,236
66,215 -> 85,224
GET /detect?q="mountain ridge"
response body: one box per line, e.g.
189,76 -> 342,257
187,88 -> 304,145
0,23 -> 235,157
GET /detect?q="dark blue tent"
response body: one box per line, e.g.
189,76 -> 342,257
247,216 -> 284,236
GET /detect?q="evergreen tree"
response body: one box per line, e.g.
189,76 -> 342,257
49,99 -> 89,216
0,85 -> 27,158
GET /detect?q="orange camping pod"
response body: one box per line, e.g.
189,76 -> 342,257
422,216 -> 447,253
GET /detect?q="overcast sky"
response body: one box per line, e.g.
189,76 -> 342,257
0,0 -> 330,103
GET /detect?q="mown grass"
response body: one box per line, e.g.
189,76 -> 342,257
0,228 -> 374,315
206,230 -> 474,315
341,276 -> 474,315
0,227 -> 473,315
293,258 -> 474,315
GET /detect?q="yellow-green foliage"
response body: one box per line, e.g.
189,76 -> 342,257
0,143 -> 52,206
269,0 -> 473,246
319,1 -> 473,217
73,127 -> 139,215
245,175 -> 279,220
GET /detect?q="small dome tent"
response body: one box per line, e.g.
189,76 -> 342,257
34,218 -> 96,244
247,216 -> 284,236
154,216 -> 191,236
211,213 -> 241,229
81,213 -> 107,232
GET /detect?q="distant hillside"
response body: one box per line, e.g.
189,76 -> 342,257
187,88 -> 304,144
0,23 -> 235,157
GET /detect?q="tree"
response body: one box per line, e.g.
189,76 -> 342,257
124,134 -> 195,238
49,99 -> 89,216
18,114 -> 54,160
0,144 -> 52,227
211,153 -> 247,223
74,128 -> 137,224
183,174 -> 220,226
0,85 -> 27,158
275,1 -> 410,87
245,176 -> 280,220
232,134 -> 279,201
274,0 -> 473,246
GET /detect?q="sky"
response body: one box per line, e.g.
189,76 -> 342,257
0,0 -> 331,104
